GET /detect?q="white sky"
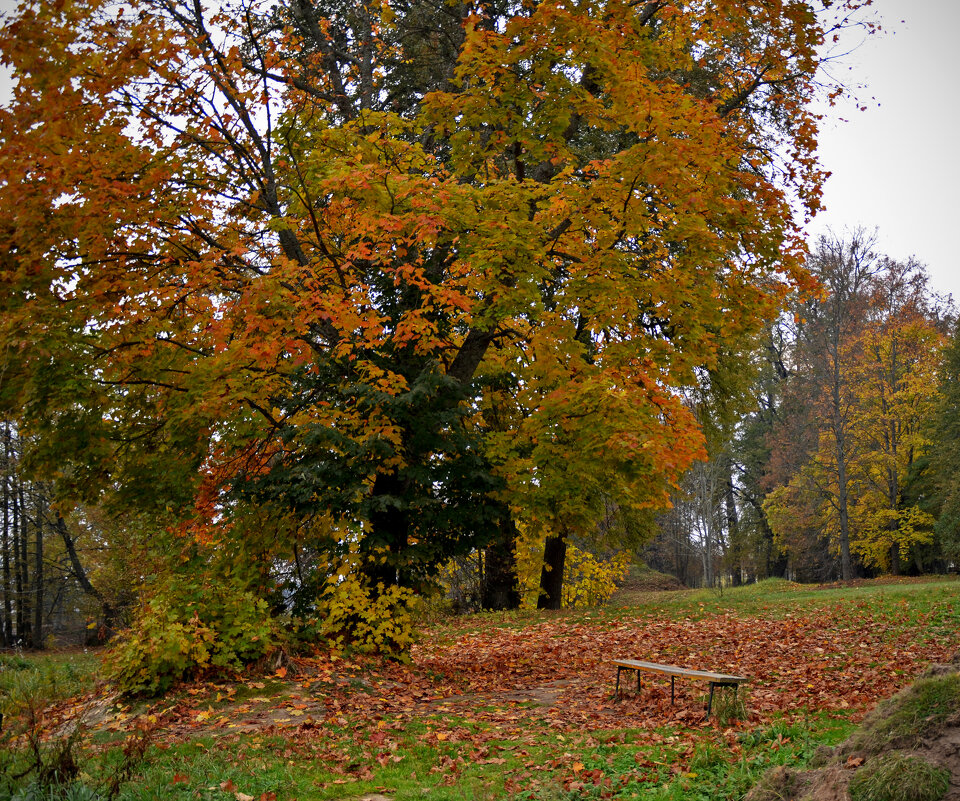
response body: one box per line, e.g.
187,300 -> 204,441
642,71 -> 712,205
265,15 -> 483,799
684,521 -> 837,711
0,0 -> 957,298
808,0 -> 960,303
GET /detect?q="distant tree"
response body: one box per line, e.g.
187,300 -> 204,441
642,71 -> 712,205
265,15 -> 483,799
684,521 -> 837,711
930,322 -> 960,563
766,232 -> 880,579
845,260 -> 942,573
765,244 -> 950,579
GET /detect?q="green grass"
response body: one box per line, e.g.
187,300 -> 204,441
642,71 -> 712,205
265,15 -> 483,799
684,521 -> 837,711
846,671 -> 960,754
0,650 -> 100,719
849,752 -> 950,801
609,575 -> 960,622
419,577 -> 960,655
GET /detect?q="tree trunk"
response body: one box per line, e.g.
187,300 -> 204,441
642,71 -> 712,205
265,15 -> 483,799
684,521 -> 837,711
835,435 -> 854,581
17,484 -> 31,647
1,426 -> 11,646
724,462 -> 741,586
12,481 -> 24,644
537,532 -> 567,610
33,490 -> 43,649
481,515 -> 520,610
364,471 -> 407,590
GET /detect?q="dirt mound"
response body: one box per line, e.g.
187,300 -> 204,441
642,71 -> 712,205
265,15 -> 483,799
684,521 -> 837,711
617,567 -> 687,592
747,654 -> 960,801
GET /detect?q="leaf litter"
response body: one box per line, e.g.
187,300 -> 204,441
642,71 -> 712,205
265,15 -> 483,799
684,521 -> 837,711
21,592 -> 960,796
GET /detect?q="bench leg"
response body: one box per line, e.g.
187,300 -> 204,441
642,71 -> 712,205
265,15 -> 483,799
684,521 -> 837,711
637,670 -> 641,693
706,683 -> 716,718
671,676 -> 675,704
616,667 -> 621,700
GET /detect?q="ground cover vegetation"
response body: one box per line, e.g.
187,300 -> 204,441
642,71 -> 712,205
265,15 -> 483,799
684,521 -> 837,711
1,578 -> 958,799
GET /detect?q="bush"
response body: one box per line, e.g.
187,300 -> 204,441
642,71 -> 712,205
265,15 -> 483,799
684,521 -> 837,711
311,556 -> 420,657
514,528 -> 630,609
109,580 -> 274,695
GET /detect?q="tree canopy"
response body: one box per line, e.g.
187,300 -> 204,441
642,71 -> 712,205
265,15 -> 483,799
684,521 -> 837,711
0,0 -> 872,665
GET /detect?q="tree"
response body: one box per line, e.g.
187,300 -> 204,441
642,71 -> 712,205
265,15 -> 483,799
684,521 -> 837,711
930,321 -> 960,562
1,0 -> 870,634
846,259 -> 942,573
765,247 -> 949,579
729,321 -> 795,580
768,232 -> 880,579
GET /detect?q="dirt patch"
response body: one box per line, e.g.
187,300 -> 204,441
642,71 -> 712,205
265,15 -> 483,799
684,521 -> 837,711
426,679 -> 577,709
747,655 -> 960,801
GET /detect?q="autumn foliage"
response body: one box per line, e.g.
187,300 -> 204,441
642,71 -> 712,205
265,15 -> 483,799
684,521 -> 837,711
0,0 -> 872,676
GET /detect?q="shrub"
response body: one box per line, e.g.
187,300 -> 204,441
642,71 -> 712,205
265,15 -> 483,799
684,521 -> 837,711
312,558 -> 420,657
514,528 -> 630,609
109,580 -> 274,695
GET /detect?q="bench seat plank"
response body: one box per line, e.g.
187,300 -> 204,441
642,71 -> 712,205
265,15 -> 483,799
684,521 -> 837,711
613,659 -> 747,684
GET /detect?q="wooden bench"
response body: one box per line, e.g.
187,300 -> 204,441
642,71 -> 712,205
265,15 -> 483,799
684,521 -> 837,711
613,658 -> 748,718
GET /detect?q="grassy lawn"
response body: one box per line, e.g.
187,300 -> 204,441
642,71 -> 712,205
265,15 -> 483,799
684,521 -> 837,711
1,576 -> 958,801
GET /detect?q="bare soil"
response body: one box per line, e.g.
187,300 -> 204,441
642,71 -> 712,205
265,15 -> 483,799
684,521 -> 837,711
747,654 -> 960,801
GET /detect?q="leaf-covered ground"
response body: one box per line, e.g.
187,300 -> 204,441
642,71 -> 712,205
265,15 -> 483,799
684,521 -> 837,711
15,577 -> 960,800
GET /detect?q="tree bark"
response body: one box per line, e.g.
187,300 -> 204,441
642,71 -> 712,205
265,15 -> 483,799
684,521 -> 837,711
33,490 -> 44,649
12,481 -> 24,644
1,425 -> 11,646
481,515 -> 520,610
537,532 -> 567,610
17,484 -> 31,646
724,460 -> 741,586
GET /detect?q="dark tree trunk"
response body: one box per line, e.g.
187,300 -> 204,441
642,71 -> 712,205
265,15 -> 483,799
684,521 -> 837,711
724,463 -> 742,586
2,427 -> 11,646
56,513 -> 116,640
481,515 -> 520,610
537,532 -> 567,610
33,491 -> 43,649
12,482 -> 25,644
364,471 -> 408,589
17,484 -> 31,647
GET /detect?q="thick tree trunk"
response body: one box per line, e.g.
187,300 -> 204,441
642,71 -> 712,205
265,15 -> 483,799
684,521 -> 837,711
12,483 -> 25,644
17,485 -> 31,647
537,532 -> 567,610
56,513 -> 117,640
481,515 -> 520,610
364,471 -> 407,590
890,540 -> 901,576
835,436 -> 854,581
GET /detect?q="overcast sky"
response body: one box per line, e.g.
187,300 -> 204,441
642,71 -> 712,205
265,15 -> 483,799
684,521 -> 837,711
1,0 -> 957,300
809,0 -> 960,303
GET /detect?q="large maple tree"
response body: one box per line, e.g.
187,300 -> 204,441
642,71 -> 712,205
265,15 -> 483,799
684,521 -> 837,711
0,0 -> 868,611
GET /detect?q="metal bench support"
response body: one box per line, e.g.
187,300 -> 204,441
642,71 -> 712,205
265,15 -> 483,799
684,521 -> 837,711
706,681 -> 739,718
